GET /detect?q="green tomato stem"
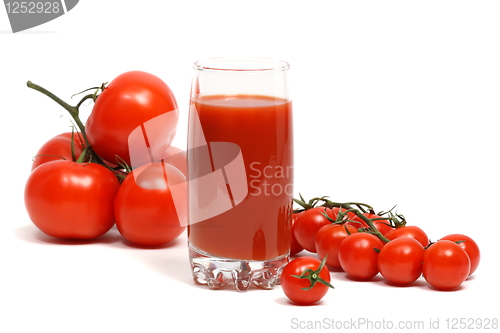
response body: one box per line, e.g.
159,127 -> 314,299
27,81 -> 89,145
349,208 -> 391,243
26,80 -> 109,169
294,196 -> 393,243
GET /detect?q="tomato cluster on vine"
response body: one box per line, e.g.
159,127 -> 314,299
281,195 -> 480,305
24,71 -> 187,247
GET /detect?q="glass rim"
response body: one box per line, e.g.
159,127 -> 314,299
193,57 -> 290,72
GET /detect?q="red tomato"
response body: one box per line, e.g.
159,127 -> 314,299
338,233 -> 384,280
292,207 -> 335,253
377,237 -> 425,285
31,132 -> 85,170
385,225 -> 429,247
281,256 -> 333,305
86,71 -> 179,166
290,213 -> 304,255
25,160 -> 120,239
422,240 -> 470,290
440,234 -> 480,276
114,162 -> 187,247
315,223 -> 358,269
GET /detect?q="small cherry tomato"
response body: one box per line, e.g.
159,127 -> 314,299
338,232 -> 384,280
385,225 -> 429,247
315,223 -> 358,269
281,256 -> 333,305
293,207 -> 336,253
440,234 -> 480,276
377,237 -> 425,285
422,240 -> 470,290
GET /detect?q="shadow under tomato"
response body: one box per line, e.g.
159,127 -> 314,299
466,274 -> 477,281
14,224 -> 124,245
426,283 -> 466,292
274,296 -> 327,307
380,278 -> 428,289
330,271 -> 386,283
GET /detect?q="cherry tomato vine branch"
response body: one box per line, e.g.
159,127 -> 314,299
295,195 -> 392,243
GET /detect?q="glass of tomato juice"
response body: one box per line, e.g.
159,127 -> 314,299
187,57 -> 294,291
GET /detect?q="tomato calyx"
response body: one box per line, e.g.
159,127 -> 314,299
27,80 -> 127,182
290,256 -> 334,291
385,211 -> 407,229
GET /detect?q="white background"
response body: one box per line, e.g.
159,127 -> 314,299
1,1 -> 499,332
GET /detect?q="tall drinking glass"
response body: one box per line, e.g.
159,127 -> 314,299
187,57 -> 293,291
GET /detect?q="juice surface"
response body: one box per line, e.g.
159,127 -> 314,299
188,94 -> 293,260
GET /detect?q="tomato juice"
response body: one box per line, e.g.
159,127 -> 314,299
188,94 -> 293,261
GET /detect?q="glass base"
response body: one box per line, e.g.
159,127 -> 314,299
188,243 -> 289,292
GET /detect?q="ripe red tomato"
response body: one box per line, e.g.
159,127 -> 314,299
377,237 -> 425,285
281,256 -> 333,305
31,132 -> 85,170
292,207 -> 336,253
290,213 -> 304,255
86,71 -> 179,166
114,162 -> 187,247
338,233 -> 384,280
422,240 -> 470,290
385,225 -> 429,247
25,160 -> 120,239
315,223 -> 358,269
440,234 -> 480,276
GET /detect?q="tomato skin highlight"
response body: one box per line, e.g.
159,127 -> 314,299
440,234 -> 480,276
385,225 -> 429,247
114,162 -> 187,247
422,240 -> 471,290
31,132 -> 85,171
338,233 -> 384,280
25,160 -> 120,239
281,257 -> 332,305
292,207 -> 335,253
377,237 -> 425,285
315,223 -> 358,269
86,71 -> 179,166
